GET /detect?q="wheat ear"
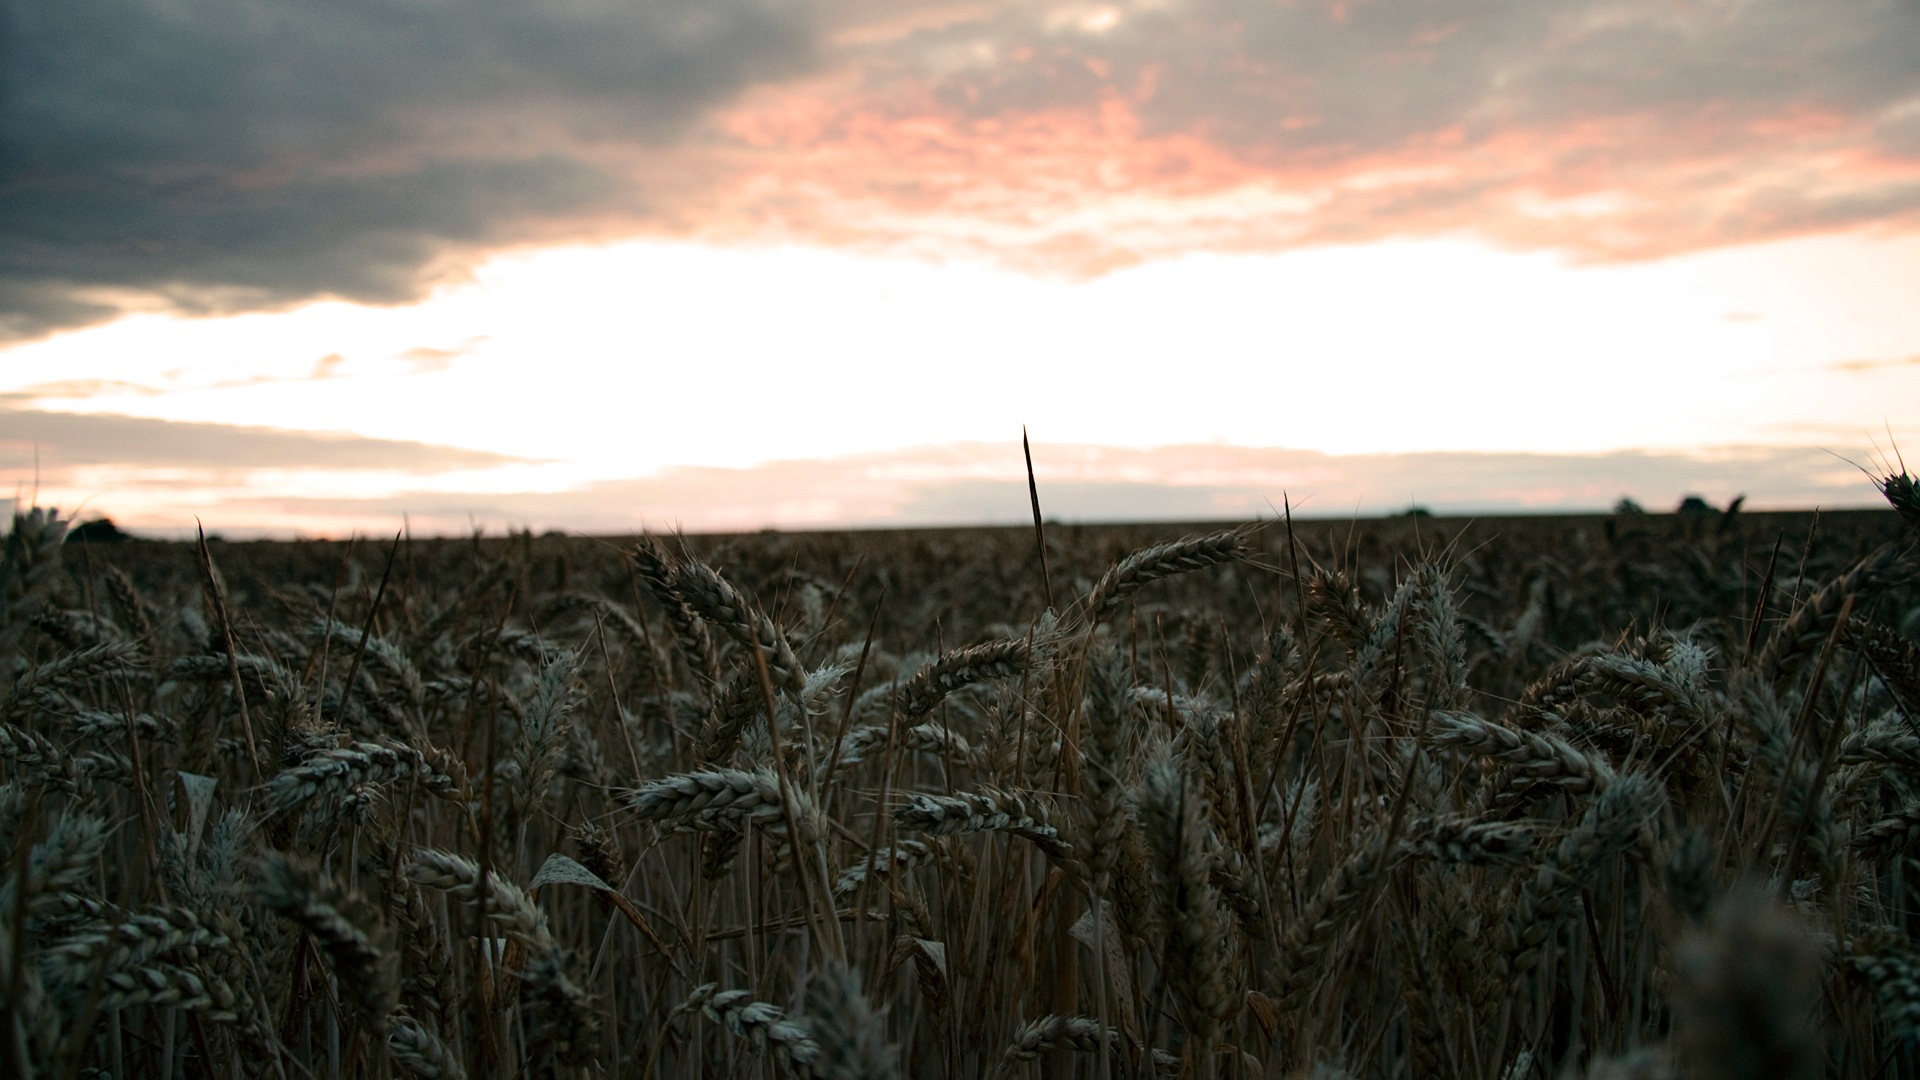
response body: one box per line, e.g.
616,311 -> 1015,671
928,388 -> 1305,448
1084,528 -> 1252,624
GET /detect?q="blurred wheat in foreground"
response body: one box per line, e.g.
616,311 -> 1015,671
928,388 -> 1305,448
3,478 -> 1918,1079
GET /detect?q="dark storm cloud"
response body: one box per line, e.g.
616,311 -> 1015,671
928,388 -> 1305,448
0,398 -> 523,472
0,0 -> 821,339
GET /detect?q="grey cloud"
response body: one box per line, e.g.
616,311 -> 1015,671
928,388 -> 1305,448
0,398 -> 525,472
907,1 -> 1918,150
0,0 -> 821,339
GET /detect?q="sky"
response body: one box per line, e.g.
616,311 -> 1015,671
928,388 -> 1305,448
3,0 -> 1918,536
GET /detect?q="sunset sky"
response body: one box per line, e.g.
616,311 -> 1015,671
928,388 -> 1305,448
3,0 -> 1918,536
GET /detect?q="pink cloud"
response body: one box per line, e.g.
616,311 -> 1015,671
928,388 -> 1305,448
629,58 -> 1915,278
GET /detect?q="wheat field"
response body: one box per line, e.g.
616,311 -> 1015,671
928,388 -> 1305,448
3,480 -> 1918,1079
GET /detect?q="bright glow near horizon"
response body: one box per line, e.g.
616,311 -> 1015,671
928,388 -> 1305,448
9,231 -> 1919,479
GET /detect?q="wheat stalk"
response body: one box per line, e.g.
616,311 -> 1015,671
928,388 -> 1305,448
1083,528 -> 1253,624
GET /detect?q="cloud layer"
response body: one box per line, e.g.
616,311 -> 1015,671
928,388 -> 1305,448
0,398 -> 521,472
0,0 -> 819,338
708,0 -> 1920,269
10,435 -> 1883,538
4,0 -> 1917,338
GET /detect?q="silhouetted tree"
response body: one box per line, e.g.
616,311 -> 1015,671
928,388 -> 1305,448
66,518 -> 129,543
